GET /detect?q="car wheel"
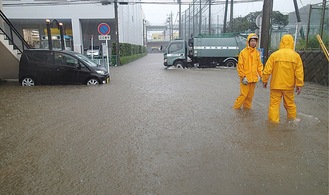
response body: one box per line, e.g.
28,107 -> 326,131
224,59 -> 237,67
174,61 -> 185,69
86,78 -> 99,85
21,77 -> 35,86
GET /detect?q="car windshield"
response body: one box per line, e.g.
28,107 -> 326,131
74,53 -> 99,67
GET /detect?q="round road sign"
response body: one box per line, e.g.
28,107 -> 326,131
98,23 -> 111,35
256,14 -> 262,28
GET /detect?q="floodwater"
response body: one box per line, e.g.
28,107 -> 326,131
0,54 -> 328,194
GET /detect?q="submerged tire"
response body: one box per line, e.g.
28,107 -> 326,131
21,77 -> 35,86
174,61 -> 185,69
86,78 -> 99,85
224,59 -> 237,67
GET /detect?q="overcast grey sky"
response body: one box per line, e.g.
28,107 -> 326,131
141,0 -> 322,25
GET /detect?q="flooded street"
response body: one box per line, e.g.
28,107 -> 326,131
0,53 -> 328,194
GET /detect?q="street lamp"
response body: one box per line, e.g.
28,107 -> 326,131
59,22 -> 64,50
46,19 -> 52,50
46,19 -> 65,50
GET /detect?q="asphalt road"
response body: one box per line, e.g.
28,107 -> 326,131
0,53 -> 328,194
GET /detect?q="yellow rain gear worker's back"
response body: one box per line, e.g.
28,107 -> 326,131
233,33 -> 263,109
262,34 -> 304,123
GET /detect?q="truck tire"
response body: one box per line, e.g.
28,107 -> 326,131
174,61 -> 185,69
224,59 -> 237,67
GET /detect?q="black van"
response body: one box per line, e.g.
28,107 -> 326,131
19,49 -> 110,86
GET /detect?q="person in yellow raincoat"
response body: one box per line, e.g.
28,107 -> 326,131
262,34 -> 304,123
233,33 -> 263,109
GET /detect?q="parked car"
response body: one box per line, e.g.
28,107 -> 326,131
86,46 -> 101,58
19,49 -> 110,86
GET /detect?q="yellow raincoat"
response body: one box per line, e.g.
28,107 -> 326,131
233,33 -> 263,109
262,34 -> 304,123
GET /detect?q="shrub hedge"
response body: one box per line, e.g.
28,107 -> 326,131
112,43 -> 147,65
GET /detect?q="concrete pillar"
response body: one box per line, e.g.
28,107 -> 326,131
71,18 -> 83,53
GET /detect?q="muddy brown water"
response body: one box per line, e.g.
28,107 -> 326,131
0,54 -> 328,194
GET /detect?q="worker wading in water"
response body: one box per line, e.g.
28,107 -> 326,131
233,33 -> 263,109
262,34 -> 304,123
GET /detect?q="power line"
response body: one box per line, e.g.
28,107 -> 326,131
4,0 -> 263,6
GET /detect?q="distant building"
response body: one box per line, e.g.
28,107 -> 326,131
172,31 -> 179,40
150,31 -> 179,42
151,33 -> 164,41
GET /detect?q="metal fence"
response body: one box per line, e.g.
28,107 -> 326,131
304,2 -> 329,50
171,1 -> 328,50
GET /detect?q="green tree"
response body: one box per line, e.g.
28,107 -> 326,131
244,11 -> 262,30
226,11 -> 288,32
228,16 -> 251,32
272,11 -> 289,29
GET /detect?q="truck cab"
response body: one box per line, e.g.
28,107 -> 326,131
163,39 -> 188,68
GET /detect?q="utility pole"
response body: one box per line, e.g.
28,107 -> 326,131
142,19 -> 145,47
145,25 -> 148,46
305,4 -> 312,50
188,4 -> 191,39
199,0 -> 202,35
169,12 -> 173,41
184,9 -> 187,40
230,0 -> 233,32
260,0 -> 273,63
178,0 -> 182,39
169,12 -> 174,41
114,0 -> 120,66
171,12 -> 173,40
208,0 -> 211,34
217,15 -> 219,34
320,0 -> 327,38
191,0 -> 195,38
223,0 -> 228,33
293,0 -> 305,39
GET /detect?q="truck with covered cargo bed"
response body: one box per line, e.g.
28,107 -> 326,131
163,34 -> 247,68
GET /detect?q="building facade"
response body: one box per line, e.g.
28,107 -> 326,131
2,0 -> 145,53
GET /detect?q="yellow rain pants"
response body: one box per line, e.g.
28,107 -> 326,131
233,82 -> 256,109
268,89 -> 296,123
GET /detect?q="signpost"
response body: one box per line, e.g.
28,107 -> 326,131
98,35 -> 111,40
256,14 -> 262,46
98,23 -> 110,72
98,23 -> 110,35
